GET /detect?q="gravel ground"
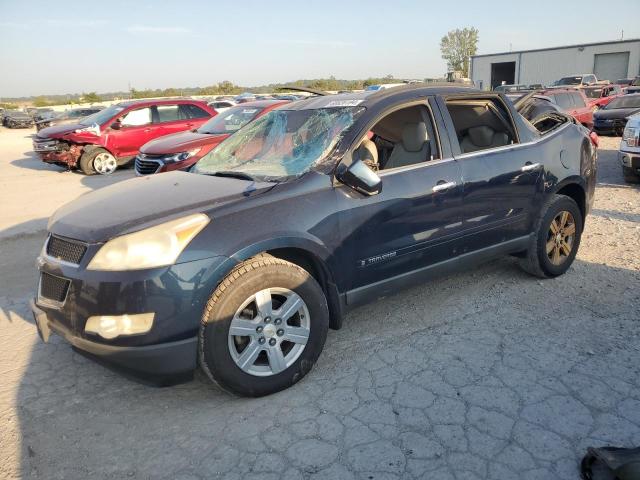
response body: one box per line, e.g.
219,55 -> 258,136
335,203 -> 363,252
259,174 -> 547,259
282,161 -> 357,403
0,129 -> 638,480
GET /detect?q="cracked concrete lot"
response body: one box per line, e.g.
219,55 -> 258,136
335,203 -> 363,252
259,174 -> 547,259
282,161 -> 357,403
0,128 -> 639,479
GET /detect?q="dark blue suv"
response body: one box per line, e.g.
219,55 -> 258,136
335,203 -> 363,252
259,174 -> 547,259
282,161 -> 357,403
32,85 -> 597,396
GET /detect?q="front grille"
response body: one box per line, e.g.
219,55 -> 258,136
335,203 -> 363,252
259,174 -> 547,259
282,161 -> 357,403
40,272 -> 70,303
135,155 -> 163,175
46,235 -> 87,264
33,138 -> 61,151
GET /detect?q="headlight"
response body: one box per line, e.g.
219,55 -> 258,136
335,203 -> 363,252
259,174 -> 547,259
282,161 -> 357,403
74,123 -> 101,136
622,127 -> 638,147
87,213 -> 210,271
164,148 -> 201,163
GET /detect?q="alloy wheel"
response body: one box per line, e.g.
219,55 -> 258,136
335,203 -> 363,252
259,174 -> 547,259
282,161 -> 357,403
93,152 -> 117,175
546,210 -> 576,266
228,287 -> 310,377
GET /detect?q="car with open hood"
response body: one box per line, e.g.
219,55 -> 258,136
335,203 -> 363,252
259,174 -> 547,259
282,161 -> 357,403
31,84 -> 596,396
593,94 -> 640,136
135,100 -> 289,175
32,99 -> 216,175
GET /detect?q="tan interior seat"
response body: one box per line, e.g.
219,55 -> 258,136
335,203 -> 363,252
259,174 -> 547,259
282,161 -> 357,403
385,122 -> 430,169
460,126 -> 510,153
356,137 -> 379,169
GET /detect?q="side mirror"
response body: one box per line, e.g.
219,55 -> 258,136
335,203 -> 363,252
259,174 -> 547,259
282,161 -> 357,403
110,120 -> 121,130
336,159 -> 382,196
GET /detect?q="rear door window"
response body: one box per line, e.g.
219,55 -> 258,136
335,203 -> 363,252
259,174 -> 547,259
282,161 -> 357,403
445,97 -> 517,154
121,107 -> 152,126
156,104 -> 183,123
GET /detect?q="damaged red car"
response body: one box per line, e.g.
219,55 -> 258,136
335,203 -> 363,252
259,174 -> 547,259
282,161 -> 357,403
33,99 -> 216,175
135,100 -> 289,175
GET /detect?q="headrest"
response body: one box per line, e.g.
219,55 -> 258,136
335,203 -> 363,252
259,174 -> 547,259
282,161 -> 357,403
402,122 -> 428,152
357,138 -> 378,166
466,126 -> 496,147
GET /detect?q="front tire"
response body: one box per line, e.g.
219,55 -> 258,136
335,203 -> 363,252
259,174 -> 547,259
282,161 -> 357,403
519,194 -> 583,278
199,256 -> 329,397
79,147 -> 117,175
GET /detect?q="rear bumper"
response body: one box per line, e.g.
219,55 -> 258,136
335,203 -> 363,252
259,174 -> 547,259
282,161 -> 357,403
31,300 -> 197,381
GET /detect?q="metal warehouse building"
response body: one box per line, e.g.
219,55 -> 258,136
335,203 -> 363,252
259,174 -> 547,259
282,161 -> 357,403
470,39 -> 640,90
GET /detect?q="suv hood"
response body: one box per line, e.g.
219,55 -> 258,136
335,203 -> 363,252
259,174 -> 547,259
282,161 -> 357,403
595,107 -> 640,120
141,131 -> 229,155
37,122 -> 86,139
48,171 -> 275,243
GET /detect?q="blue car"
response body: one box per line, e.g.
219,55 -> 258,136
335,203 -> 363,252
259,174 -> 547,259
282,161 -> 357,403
32,84 -> 597,396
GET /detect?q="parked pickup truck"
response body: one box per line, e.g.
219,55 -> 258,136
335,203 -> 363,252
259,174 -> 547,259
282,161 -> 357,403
32,85 -> 597,396
33,99 -> 216,175
619,113 -> 640,183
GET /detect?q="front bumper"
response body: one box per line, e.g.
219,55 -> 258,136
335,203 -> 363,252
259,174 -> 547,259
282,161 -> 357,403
31,300 -> 197,381
33,144 -> 83,166
7,120 -> 34,128
619,150 -> 640,174
34,239 -> 234,381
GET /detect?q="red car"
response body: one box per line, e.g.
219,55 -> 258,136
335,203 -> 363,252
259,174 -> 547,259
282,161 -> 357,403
539,88 -> 594,129
582,84 -> 624,110
33,99 -> 216,175
135,100 -> 288,175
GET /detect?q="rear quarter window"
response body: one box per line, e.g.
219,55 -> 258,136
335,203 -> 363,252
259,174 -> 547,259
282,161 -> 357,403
181,104 -> 210,119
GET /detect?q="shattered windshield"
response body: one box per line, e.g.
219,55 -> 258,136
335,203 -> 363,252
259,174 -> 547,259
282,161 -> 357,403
80,105 -> 125,126
193,107 -> 364,180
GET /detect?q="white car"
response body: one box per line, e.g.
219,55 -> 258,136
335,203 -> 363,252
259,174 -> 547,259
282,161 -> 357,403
619,113 -> 640,183
207,100 -> 236,114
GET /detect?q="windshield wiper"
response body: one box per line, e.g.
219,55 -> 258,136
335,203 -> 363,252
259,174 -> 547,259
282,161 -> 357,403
210,170 -> 256,181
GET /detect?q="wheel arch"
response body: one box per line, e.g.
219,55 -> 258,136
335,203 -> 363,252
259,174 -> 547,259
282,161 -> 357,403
229,237 -> 345,330
552,177 -> 586,223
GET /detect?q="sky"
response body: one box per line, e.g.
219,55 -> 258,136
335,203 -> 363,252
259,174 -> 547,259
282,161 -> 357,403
0,0 -> 638,97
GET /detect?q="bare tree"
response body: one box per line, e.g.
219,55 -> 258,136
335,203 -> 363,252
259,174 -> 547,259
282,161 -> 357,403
440,27 -> 479,78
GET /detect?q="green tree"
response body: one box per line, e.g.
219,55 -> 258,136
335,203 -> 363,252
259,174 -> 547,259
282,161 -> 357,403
218,81 -> 239,95
82,92 -> 102,103
440,27 -> 479,78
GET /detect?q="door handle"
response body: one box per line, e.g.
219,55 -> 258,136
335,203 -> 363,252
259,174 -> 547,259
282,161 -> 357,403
521,162 -> 541,172
432,181 -> 457,193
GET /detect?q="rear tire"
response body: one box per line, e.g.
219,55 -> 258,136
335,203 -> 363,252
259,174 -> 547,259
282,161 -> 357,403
199,256 -> 329,397
519,194 -> 583,278
623,166 -> 640,184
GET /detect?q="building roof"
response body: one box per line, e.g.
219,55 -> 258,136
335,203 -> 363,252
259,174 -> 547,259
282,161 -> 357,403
471,38 -> 640,59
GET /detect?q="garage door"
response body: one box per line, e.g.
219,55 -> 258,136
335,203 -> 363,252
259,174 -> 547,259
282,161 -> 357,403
594,52 -> 630,82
